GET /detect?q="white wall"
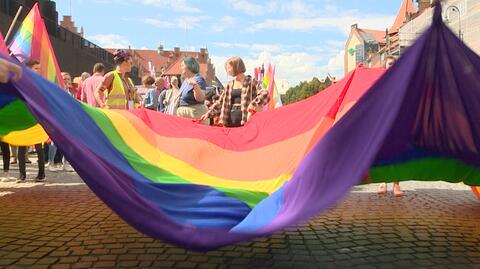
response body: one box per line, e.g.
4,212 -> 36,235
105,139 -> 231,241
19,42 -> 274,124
399,0 -> 480,54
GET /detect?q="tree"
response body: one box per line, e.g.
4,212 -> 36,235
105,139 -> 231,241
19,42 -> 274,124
284,77 -> 327,105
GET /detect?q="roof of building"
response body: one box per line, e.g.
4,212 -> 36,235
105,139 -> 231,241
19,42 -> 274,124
106,48 -> 210,79
163,56 -> 208,78
358,29 -> 386,44
390,0 -> 417,34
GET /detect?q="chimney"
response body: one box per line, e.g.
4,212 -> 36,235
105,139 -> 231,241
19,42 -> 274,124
351,24 -> 358,30
174,47 -> 180,55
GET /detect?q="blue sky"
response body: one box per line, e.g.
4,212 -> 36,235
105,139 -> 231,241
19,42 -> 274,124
54,0 -> 403,89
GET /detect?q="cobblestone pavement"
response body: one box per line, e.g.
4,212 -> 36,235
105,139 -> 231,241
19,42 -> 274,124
0,158 -> 479,269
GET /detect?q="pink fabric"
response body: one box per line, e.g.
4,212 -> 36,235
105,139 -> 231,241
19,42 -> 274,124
81,74 -> 104,107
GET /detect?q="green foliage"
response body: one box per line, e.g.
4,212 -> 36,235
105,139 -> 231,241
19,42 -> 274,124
284,77 -> 327,105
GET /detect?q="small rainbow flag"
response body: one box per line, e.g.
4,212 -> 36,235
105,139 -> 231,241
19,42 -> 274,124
262,64 -> 272,89
9,3 -> 64,87
262,64 -> 282,110
269,82 -> 283,110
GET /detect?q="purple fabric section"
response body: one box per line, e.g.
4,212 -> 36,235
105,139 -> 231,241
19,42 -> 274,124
262,3 -> 480,233
3,2 -> 479,250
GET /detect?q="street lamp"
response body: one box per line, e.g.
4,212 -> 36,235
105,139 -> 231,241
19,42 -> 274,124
444,5 -> 463,41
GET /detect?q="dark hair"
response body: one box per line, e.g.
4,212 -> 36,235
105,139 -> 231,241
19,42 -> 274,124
26,59 -> 40,68
113,49 -> 131,65
93,63 -> 105,73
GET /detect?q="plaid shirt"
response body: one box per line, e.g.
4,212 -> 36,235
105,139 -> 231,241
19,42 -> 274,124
208,76 -> 269,126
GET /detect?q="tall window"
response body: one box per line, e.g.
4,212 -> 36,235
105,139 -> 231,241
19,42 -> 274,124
355,44 -> 364,65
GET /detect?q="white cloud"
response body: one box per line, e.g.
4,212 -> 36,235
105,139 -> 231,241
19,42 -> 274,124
142,0 -> 201,13
224,1 -> 394,34
213,42 -> 250,49
143,16 -> 210,29
212,16 -> 236,32
280,0 -> 312,17
326,50 -> 344,73
212,42 -> 283,53
249,15 -> 394,34
88,34 -> 131,49
211,49 -> 345,89
143,18 -> 176,28
226,0 -> 279,16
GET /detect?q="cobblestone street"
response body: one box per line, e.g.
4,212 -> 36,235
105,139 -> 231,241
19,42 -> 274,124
0,160 -> 479,268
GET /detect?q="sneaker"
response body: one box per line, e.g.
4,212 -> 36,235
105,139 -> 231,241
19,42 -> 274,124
25,159 -> 32,164
48,164 -> 56,172
34,175 -> 46,182
1,171 -> 14,182
16,175 -> 26,183
64,162 -> 74,172
10,159 -> 17,164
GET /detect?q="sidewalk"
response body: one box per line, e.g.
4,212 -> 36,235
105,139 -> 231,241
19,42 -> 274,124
0,157 -> 479,268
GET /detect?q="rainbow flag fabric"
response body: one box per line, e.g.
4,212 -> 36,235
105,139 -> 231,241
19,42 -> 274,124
0,3 -> 479,250
262,64 -> 272,89
1,3 -> 65,145
269,82 -> 283,110
261,64 -> 282,110
9,3 -> 64,88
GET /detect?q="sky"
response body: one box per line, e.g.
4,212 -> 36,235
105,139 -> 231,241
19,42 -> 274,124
54,0 -> 404,89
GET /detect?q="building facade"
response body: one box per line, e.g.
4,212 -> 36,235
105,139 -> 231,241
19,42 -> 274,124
344,24 -> 385,75
344,0 -> 435,75
112,47 -> 216,86
60,15 -> 84,37
400,0 -> 480,54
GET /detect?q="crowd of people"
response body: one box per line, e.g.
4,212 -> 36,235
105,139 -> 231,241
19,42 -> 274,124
0,50 -> 403,196
0,51 -> 271,184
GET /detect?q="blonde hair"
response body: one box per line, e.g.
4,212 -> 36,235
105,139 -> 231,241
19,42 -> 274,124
225,56 -> 246,76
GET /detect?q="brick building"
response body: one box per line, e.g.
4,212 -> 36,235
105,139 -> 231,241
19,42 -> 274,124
108,47 -> 216,86
0,0 -> 114,77
60,15 -> 84,37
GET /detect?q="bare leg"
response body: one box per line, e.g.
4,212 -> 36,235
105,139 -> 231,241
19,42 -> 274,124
393,182 -> 403,196
378,183 -> 387,194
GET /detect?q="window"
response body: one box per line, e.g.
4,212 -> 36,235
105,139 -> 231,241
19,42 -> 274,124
355,44 -> 364,65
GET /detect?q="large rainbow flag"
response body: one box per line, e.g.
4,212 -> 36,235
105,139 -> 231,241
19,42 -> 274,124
0,3 -> 479,250
9,3 -> 64,88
